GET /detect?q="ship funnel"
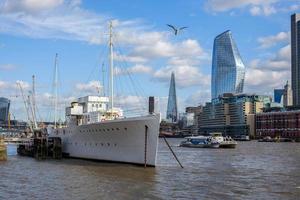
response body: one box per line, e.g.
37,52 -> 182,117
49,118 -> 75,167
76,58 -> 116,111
149,96 -> 154,114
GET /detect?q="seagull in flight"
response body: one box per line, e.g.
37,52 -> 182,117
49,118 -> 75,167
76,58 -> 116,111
167,24 -> 188,35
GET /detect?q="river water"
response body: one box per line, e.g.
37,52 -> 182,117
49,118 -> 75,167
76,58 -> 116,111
1,139 -> 300,200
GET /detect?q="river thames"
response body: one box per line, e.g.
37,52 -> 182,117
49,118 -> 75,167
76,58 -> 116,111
1,139 -> 300,200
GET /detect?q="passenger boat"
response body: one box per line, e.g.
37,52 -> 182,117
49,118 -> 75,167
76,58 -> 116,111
210,133 -> 237,148
48,22 -> 160,166
179,136 -> 220,148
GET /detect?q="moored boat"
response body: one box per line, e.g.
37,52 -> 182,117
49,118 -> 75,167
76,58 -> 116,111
180,136 -> 220,148
48,22 -> 160,166
210,132 -> 237,148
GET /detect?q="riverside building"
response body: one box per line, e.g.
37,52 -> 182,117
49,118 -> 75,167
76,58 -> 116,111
198,93 -> 271,139
256,110 -> 300,140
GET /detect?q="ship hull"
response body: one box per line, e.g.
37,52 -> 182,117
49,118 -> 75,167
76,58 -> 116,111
49,114 -> 160,166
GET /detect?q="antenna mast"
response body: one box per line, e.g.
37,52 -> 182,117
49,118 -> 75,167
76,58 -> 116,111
109,21 -> 114,113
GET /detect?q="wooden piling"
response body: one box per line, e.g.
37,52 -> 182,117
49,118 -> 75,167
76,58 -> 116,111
0,135 -> 7,161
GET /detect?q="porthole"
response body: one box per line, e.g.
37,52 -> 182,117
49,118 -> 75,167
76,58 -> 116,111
101,143 -> 104,146
107,129 -> 110,131
116,128 -> 120,131
124,128 -> 127,131
107,143 -> 110,146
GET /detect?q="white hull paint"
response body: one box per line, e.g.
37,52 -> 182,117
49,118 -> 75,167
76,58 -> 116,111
50,114 -> 160,166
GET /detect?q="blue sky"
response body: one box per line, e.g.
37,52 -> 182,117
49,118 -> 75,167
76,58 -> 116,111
0,0 -> 299,121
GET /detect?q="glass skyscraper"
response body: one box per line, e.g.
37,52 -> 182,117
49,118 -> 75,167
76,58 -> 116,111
211,30 -> 245,99
291,13 -> 300,106
0,97 -> 10,122
166,72 -> 178,122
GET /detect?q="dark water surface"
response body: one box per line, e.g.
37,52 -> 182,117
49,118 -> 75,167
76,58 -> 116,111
1,139 -> 300,200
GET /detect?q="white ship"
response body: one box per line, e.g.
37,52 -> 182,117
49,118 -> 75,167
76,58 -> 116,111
49,22 -> 160,166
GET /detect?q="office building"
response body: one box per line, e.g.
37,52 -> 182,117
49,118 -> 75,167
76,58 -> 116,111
291,13 -> 300,106
166,72 -> 178,122
211,30 -> 245,99
198,93 -> 271,138
0,97 -> 10,122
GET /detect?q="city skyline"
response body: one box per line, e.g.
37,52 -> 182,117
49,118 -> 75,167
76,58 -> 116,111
0,0 -> 299,121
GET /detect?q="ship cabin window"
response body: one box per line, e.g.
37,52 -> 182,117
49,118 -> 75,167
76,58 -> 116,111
124,128 -> 127,131
103,129 -> 105,132
107,129 -> 110,131
116,128 -> 120,131
101,143 -> 104,146
95,143 -> 98,146
114,143 -> 117,146
92,104 -> 94,107
96,104 -> 98,108
112,128 -> 114,131
63,130 -> 65,135
107,143 -> 110,146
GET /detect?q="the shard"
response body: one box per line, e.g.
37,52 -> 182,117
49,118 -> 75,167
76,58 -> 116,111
166,72 -> 178,122
211,30 -> 245,99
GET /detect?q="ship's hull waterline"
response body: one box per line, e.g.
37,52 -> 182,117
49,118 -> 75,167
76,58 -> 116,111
50,114 -> 160,166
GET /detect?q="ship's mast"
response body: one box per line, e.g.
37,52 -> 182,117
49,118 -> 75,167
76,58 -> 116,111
54,53 -> 58,128
109,21 -> 114,113
32,75 -> 37,129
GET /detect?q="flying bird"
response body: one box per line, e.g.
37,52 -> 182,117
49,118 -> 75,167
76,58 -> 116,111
167,24 -> 188,35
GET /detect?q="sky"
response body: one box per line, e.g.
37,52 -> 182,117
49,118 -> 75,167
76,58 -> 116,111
0,0 -> 299,121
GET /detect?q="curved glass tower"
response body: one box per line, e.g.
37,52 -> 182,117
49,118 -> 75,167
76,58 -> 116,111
166,72 -> 178,122
211,30 -> 245,99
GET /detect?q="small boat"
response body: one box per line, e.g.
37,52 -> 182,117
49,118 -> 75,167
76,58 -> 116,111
180,136 -> 220,148
210,132 -> 237,148
258,136 -> 274,142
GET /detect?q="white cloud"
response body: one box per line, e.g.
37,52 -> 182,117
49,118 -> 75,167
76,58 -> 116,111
185,89 -> 211,106
258,32 -> 290,48
1,0 -> 64,14
250,44 -> 290,71
115,64 -> 153,76
153,64 -> 210,88
245,44 -> 291,94
75,80 -> 102,95
205,0 -> 279,16
0,64 -> 16,71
